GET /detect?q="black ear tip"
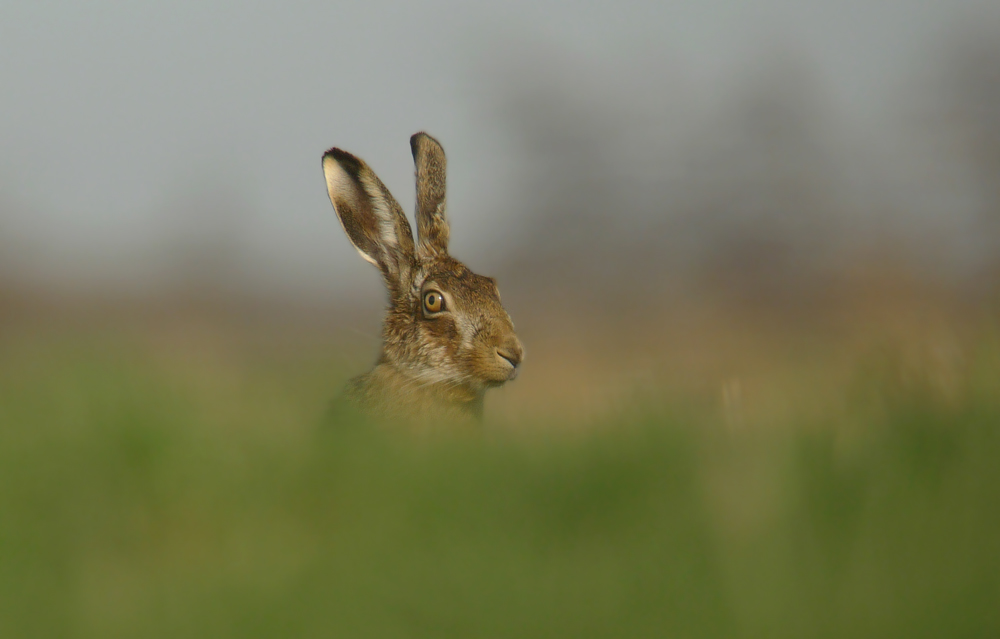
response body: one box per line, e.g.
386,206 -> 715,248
323,147 -> 363,177
323,146 -> 348,161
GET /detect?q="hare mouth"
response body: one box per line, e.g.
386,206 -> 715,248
496,352 -> 520,381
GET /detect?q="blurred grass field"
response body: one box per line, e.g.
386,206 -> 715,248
1,297 -> 999,638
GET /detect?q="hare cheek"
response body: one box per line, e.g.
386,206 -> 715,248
421,315 -> 461,362
424,315 -> 458,341
460,325 -> 477,352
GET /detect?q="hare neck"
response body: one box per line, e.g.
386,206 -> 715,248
370,362 -> 485,420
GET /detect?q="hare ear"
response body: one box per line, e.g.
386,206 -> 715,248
410,132 -> 449,258
323,147 -> 415,292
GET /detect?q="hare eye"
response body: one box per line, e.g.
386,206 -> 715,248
423,290 -> 445,314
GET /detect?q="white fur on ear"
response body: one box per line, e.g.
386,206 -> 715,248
323,154 -> 378,267
359,171 -> 400,253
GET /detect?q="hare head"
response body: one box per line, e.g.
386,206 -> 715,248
323,133 -> 523,423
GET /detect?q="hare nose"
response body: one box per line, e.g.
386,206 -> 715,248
496,336 -> 524,368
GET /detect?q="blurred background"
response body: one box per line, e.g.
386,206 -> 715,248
3,1 -> 1000,636
3,0 -> 1000,417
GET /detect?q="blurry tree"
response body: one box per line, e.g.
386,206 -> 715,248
0,201 -> 11,284
941,26 -> 1000,285
0,202 -> 14,301
0,196 -> 33,294
493,62 -> 649,298
154,179 -> 255,305
491,48 -> 850,311
679,54 -> 846,306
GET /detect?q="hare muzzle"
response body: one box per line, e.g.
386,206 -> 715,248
496,336 -> 524,381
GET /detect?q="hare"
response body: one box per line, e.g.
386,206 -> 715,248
323,133 -> 523,423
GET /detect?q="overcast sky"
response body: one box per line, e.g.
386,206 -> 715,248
1,0 -> 996,295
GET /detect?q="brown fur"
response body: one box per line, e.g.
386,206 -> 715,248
323,133 -> 523,425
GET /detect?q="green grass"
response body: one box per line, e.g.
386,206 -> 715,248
0,330 -> 998,638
